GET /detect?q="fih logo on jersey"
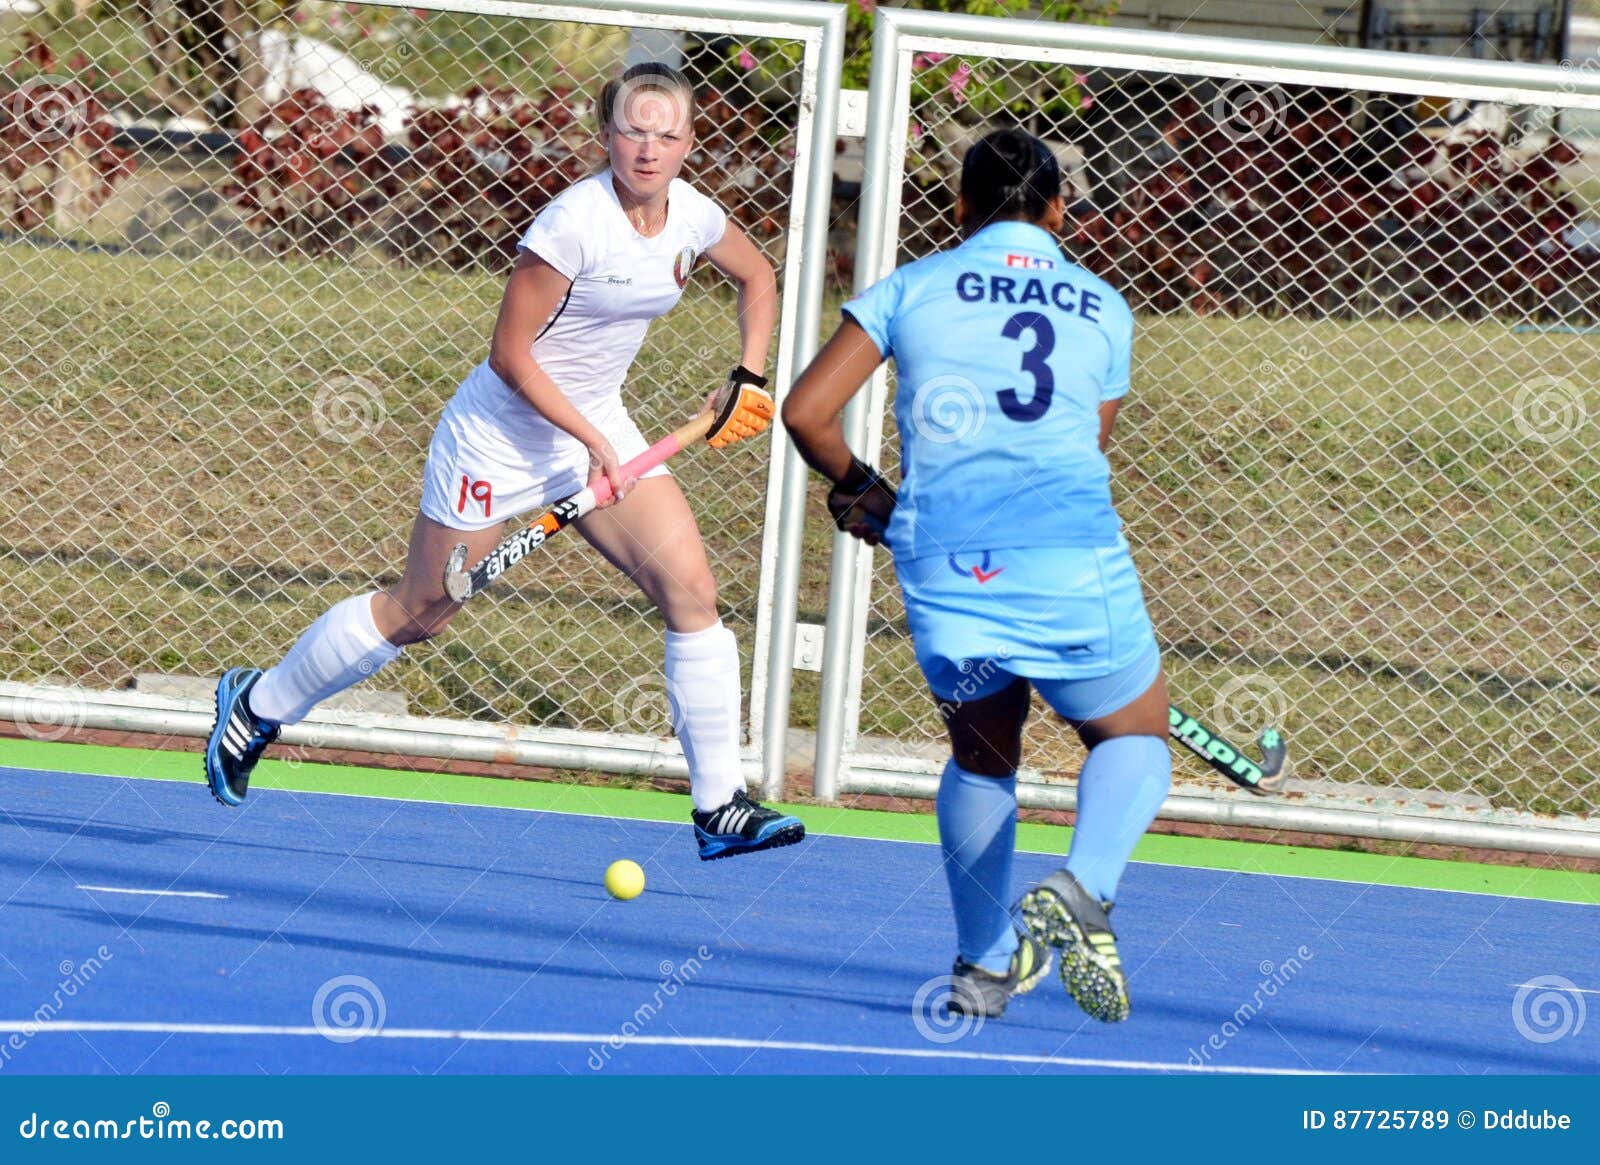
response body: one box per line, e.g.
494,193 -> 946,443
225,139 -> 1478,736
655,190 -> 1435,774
673,245 -> 697,288
1005,253 -> 1055,269
947,551 -> 1004,584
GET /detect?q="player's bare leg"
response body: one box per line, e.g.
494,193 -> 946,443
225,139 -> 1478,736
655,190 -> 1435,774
372,514 -> 511,646
203,513 -> 504,807
575,475 -> 803,859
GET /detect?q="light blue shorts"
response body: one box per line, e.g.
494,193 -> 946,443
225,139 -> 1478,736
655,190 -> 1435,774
896,539 -> 1161,720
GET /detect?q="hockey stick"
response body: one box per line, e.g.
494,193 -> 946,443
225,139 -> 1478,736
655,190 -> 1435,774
442,410 -> 717,603
1168,704 -> 1287,795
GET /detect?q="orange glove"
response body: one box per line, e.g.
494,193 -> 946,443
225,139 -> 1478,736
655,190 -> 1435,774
707,366 -> 775,449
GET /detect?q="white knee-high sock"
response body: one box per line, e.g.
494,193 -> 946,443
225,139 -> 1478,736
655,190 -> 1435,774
249,592 -> 402,726
664,620 -> 745,812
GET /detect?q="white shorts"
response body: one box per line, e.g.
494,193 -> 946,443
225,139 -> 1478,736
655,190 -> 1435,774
418,388 -> 669,533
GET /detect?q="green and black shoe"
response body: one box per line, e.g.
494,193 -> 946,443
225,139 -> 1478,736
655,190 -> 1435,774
946,932 -> 1053,1020
1017,870 -> 1130,1023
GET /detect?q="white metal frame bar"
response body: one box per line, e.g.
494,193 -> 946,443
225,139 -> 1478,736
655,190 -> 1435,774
752,1 -> 846,799
884,10 -> 1600,109
814,8 -> 1600,856
2,0 -> 846,799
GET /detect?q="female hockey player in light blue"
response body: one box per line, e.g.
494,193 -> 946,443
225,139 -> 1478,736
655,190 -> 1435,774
783,127 -> 1171,1023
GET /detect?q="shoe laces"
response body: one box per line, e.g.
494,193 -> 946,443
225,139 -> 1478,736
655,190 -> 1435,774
242,722 -> 279,761
726,790 -> 768,819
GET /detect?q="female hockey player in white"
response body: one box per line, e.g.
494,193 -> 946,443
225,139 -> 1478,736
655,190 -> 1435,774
205,63 -> 804,860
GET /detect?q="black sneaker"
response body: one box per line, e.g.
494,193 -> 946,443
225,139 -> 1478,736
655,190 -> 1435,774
204,667 -> 279,807
692,789 -> 805,861
1017,869 -> 1130,1023
947,932 -> 1053,1020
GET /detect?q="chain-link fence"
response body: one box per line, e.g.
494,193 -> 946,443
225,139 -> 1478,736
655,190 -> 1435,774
823,12 -> 1600,854
1,0 -> 839,785
8,1 -> 1600,854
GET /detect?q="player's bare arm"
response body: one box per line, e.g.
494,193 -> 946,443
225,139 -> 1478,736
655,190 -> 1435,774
488,252 -> 637,503
1098,399 -> 1121,451
693,224 -> 780,448
705,221 -> 778,375
780,317 -> 885,482
781,319 -> 897,544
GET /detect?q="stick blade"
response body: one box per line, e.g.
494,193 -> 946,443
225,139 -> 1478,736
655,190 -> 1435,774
1248,727 -> 1289,796
442,544 -> 472,603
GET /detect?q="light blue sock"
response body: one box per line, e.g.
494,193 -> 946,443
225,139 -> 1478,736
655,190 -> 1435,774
936,759 -> 1019,974
1066,735 -> 1172,905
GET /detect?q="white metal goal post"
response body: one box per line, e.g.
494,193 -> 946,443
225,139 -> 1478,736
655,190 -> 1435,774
814,8 -> 1600,859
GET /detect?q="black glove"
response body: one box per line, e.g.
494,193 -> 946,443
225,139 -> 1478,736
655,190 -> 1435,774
726,365 -> 768,392
826,455 -> 897,546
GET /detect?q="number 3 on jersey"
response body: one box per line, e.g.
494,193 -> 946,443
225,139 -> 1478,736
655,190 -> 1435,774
996,311 -> 1055,423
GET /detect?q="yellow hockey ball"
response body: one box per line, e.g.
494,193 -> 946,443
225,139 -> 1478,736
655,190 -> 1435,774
604,859 -> 645,900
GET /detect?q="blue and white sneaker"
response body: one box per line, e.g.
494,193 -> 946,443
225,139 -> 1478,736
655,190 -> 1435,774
204,667 -> 279,807
692,790 -> 805,861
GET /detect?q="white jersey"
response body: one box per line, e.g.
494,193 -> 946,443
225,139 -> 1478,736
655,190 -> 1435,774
449,170 -> 728,455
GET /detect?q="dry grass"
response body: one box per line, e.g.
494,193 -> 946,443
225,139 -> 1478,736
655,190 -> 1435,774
4,242 -> 1597,817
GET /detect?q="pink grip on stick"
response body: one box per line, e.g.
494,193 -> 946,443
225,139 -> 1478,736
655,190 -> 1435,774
585,432 -> 686,506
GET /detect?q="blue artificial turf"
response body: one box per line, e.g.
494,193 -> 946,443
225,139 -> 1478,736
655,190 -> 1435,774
1,766 -> 1595,1075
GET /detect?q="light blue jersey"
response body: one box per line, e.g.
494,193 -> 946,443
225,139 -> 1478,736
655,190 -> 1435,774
845,220 -> 1156,690
843,220 -> 1134,562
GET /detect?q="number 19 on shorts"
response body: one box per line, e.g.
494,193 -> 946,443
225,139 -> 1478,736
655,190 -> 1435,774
458,475 -> 492,518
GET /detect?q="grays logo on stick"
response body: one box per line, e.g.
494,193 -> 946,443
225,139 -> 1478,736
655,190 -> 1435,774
440,408 -> 720,605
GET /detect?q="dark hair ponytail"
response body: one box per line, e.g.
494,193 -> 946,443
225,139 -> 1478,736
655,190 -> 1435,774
598,62 -> 698,133
959,128 -> 1060,232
